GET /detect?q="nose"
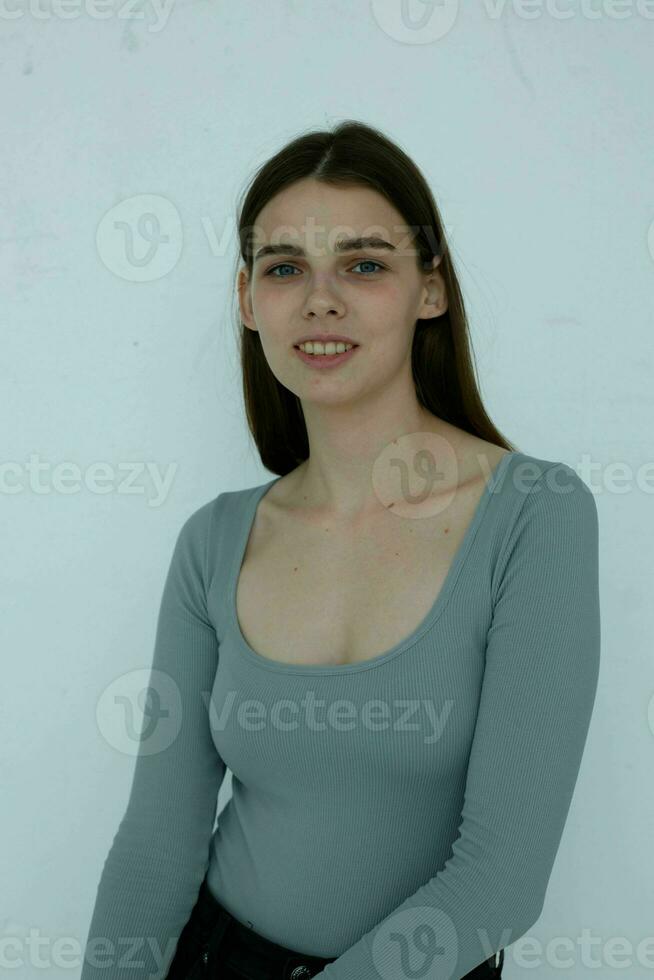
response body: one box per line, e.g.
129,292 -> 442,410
302,283 -> 345,320
304,292 -> 341,312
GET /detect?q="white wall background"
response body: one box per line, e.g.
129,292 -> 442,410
1,1 -> 652,977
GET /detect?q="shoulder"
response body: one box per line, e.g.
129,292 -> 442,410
176,493 -> 223,548
500,456 -> 598,579
174,478 -> 281,558
506,454 -> 598,524
178,482 -> 263,538
455,436 -> 597,527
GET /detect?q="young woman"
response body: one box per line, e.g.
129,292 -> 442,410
81,121 -> 600,980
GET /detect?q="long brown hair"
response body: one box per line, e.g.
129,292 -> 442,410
232,120 -> 518,476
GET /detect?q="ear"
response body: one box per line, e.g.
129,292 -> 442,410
417,254 -> 448,321
237,266 -> 257,332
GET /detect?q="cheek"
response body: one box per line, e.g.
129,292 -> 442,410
372,292 -> 419,340
250,284 -> 297,324
369,282 -> 413,317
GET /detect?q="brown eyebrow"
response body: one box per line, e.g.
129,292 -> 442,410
253,236 -> 397,262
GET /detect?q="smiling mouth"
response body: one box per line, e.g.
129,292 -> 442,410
293,343 -> 360,355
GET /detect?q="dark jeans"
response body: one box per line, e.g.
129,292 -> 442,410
164,875 -> 504,980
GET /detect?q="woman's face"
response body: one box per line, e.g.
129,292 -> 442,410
237,178 -> 447,407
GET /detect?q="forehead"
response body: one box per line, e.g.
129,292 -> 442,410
251,179 -> 412,254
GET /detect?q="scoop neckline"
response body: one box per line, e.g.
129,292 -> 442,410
227,450 -> 521,675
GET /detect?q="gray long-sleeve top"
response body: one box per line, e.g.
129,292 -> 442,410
80,451 -> 601,980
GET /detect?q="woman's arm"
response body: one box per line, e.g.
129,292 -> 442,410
80,499 -> 226,980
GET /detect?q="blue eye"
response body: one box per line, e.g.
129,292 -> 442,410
265,263 -> 299,278
264,260 -> 386,278
352,260 -> 385,275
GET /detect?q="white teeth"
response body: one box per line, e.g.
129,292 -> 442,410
298,341 -> 354,355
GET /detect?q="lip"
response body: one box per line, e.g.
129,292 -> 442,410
293,344 -> 359,370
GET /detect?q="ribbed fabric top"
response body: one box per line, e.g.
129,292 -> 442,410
80,451 -> 601,980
